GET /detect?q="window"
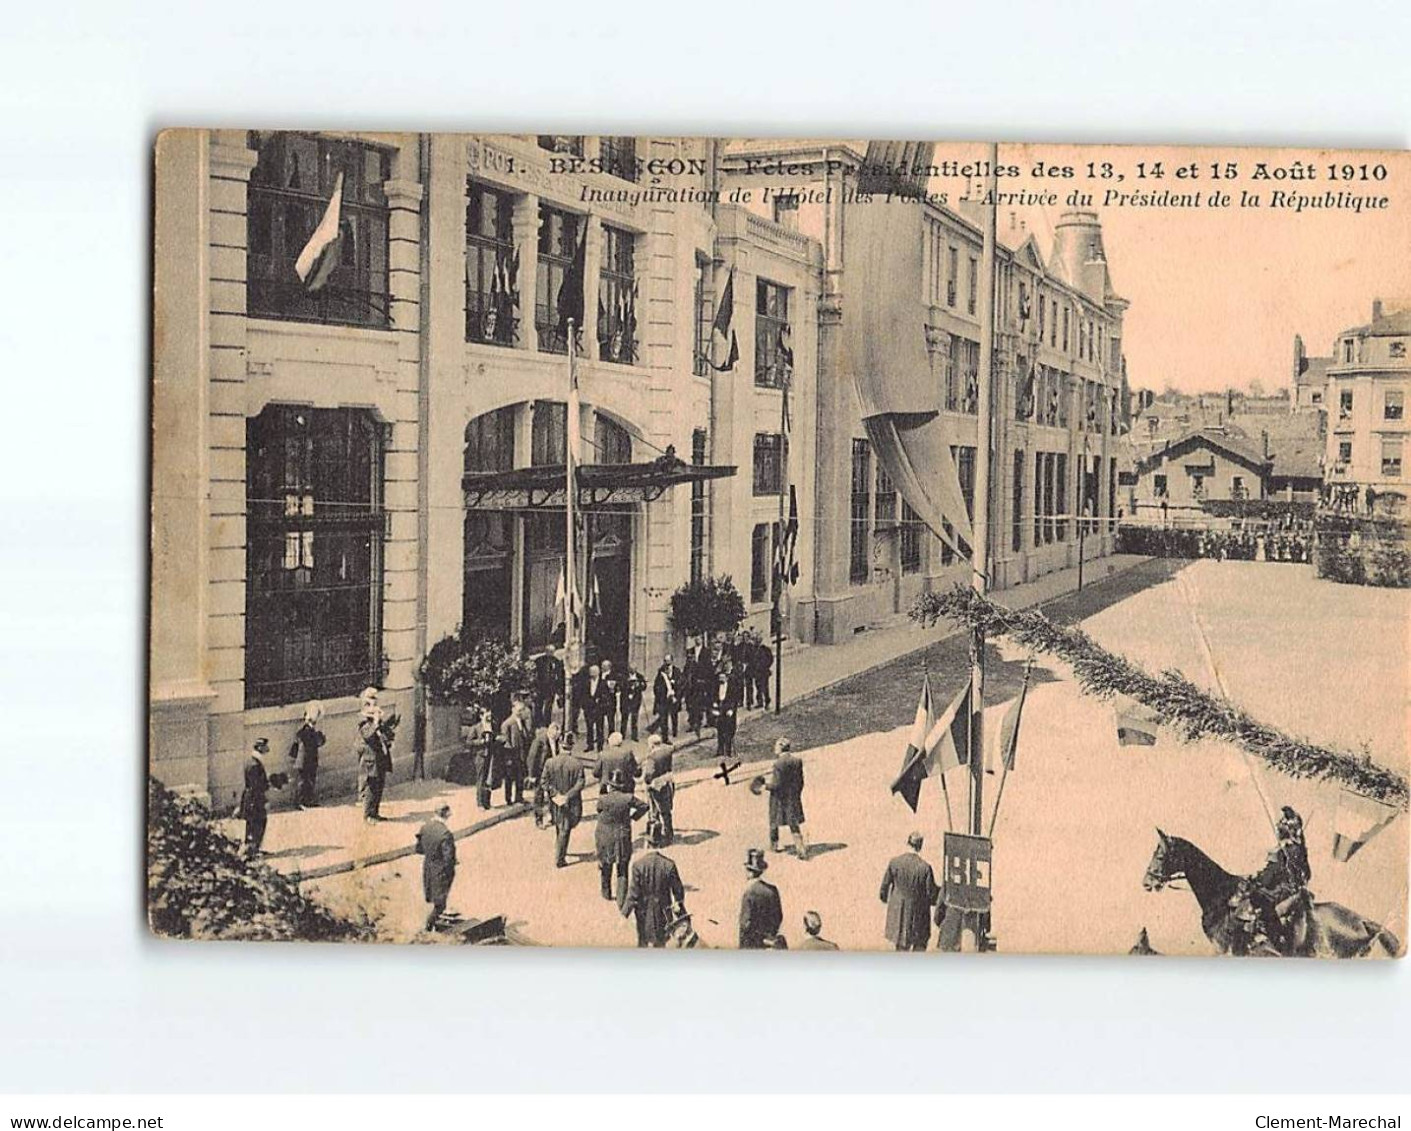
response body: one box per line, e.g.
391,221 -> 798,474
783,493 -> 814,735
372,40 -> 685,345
594,413 -> 632,464
537,135 -> 584,157
753,433 -> 786,496
1338,440 -> 1353,464
771,193 -> 800,230
465,182 -> 517,346
755,279 -> 792,389
850,439 -> 871,584
1109,456 -> 1118,521
1012,449 -> 1025,552
1191,474 -> 1205,499
1385,390 -> 1404,421
1037,297 -> 1046,341
1049,299 -> 1057,346
948,337 -> 978,414
1154,473 -> 1168,498
598,136 -> 637,181
693,254 -> 711,377
535,206 -> 582,354
947,247 -> 958,307
1232,475 -> 1245,500
875,467 -> 898,526
1382,438 -> 1403,478
690,429 -> 709,583
967,256 -> 978,315
463,408 -> 515,640
245,406 -> 385,708
1340,389 -> 1354,418
1342,338 -> 1355,363
532,401 -> 568,466
598,224 -> 637,364
1033,452 -> 1044,547
751,524 -> 771,604
900,502 -> 923,574
247,131 -> 390,328
1054,453 -> 1067,542
1311,391 -> 1323,404
1062,307 -> 1071,352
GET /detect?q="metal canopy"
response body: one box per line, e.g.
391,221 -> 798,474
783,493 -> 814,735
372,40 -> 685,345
463,452 -> 736,511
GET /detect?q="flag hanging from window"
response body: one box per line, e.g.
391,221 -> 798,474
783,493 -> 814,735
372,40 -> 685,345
710,267 -> 739,372
775,485 -> 800,589
557,228 -> 587,340
294,172 -> 344,293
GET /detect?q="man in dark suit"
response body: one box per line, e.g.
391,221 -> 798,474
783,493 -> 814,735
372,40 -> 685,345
738,848 -> 784,949
764,736 -> 808,860
239,737 -> 282,857
355,688 -> 391,823
600,660 -> 623,737
468,707 -> 496,810
498,700 -> 530,807
414,803 -> 457,932
594,730 -> 640,796
879,831 -> 940,951
642,733 -> 675,847
797,910 -> 839,951
622,848 -> 685,947
543,733 -> 587,867
582,665 -> 608,752
710,671 -> 740,763
595,770 -> 648,906
526,721 -> 561,829
753,640 -> 774,710
652,654 -> 681,739
568,663 -> 590,738
619,663 -> 646,741
534,650 -> 565,728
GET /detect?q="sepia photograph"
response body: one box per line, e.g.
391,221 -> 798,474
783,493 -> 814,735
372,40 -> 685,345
148,132 -> 1409,957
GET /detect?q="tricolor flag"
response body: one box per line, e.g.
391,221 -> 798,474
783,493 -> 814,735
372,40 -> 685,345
775,485 -> 800,589
1331,789 -> 1399,863
556,227 -> 587,341
1113,696 -> 1161,746
987,661 -> 1031,774
710,267 -> 739,372
294,172 -> 344,293
553,567 -> 583,636
926,682 -> 972,771
889,674 -> 935,812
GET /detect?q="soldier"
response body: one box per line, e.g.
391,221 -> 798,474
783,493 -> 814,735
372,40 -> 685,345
652,654 -> 681,739
498,700 -> 530,807
797,910 -> 839,951
764,737 -> 808,860
595,769 -> 648,906
238,737 -> 283,857
525,721 -> 561,829
543,732 -> 586,868
879,831 -> 940,951
414,803 -> 457,932
355,687 -> 392,823
738,848 -> 785,949
642,733 -> 675,847
594,730 -> 639,796
622,847 -> 686,948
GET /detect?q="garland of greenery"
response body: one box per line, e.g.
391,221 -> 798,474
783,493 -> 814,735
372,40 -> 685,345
910,584 -> 1408,809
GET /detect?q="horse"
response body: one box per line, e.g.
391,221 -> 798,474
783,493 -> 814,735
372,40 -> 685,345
1141,829 -> 1401,958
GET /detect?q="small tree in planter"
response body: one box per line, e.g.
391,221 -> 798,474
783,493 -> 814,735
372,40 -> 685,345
419,627 -> 535,719
668,574 -> 747,650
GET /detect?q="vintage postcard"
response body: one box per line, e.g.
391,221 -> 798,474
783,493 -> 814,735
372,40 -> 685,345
149,132 -> 1408,955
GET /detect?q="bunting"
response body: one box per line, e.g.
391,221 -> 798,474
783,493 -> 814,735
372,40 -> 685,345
294,172 -> 344,293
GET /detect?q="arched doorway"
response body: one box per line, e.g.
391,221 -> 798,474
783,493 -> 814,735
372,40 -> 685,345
586,413 -> 633,665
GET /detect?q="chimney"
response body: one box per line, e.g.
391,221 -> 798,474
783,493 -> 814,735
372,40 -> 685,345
1262,430 -> 1270,461
1372,298 -> 1384,322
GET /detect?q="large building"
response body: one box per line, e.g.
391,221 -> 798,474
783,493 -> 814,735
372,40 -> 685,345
1323,300 -> 1411,496
151,132 -> 1129,805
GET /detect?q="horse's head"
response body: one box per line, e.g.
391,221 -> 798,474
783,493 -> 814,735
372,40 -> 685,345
1143,828 -> 1182,891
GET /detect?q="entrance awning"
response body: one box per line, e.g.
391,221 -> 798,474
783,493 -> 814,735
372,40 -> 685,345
464,451 -> 736,511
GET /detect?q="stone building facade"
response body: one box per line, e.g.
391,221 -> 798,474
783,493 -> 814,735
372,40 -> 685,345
1324,300 -> 1411,494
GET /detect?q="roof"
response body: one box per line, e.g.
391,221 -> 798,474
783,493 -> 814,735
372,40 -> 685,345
1138,428 -> 1269,475
463,454 -> 735,511
1343,308 -> 1411,338
1268,434 -> 1324,481
1296,356 -> 1331,387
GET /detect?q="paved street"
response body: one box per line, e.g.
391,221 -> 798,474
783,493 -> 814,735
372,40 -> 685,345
301,557 -> 1408,953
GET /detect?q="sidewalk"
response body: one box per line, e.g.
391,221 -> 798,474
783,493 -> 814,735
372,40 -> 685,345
234,552 -> 1149,883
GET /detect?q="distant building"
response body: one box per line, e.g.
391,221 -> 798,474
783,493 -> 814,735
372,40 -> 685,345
1324,300 -> 1411,496
1132,428 -> 1270,515
1292,334 -> 1331,414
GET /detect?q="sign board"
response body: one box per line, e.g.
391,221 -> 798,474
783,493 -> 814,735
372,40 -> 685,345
942,832 -> 992,912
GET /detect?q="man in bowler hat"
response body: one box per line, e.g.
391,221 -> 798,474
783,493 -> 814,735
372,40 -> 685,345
414,803 -> 457,932
595,769 -> 648,906
879,831 -> 940,951
543,732 -> 586,867
738,848 -> 785,949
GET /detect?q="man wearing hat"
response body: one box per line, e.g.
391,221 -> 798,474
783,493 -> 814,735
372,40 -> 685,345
414,803 -> 457,932
879,831 -> 941,952
642,733 -> 675,847
594,769 -> 648,906
238,737 -> 284,857
543,732 -> 587,868
355,686 -> 391,823
621,846 -> 686,947
525,721 -> 562,829
797,911 -> 839,951
764,737 -> 808,860
498,699 -> 530,808
738,848 -> 785,949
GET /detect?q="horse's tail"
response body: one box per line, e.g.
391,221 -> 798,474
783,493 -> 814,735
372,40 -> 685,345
1370,927 -> 1402,958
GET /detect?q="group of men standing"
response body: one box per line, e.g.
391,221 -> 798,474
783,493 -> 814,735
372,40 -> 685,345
649,636 -> 773,766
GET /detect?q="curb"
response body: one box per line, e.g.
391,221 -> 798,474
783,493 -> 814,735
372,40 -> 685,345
289,555 -> 1150,883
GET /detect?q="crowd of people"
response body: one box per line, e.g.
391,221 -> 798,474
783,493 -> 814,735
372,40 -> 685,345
1115,523 -> 1313,563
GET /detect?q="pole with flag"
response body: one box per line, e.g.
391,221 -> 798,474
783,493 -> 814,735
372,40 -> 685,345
986,658 -> 1031,836
890,674 -> 969,830
772,335 -> 794,715
295,172 -> 345,294
559,227 -> 587,729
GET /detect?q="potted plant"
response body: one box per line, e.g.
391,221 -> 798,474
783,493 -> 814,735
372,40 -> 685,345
417,628 -> 534,777
668,574 -> 747,653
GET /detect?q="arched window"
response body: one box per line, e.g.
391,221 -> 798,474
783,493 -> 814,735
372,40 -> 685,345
245,405 -> 385,707
594,413 -> 632,464
463,408 -> 516,641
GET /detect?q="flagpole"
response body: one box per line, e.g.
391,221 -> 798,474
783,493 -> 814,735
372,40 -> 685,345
987,658 -> 1032,838
563,318 -> 577,732
773,377 -> 787,715
968,143 -> 999,949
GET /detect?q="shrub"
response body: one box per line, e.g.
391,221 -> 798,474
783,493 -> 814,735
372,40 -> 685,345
418,627 -> 534,714
146,776 -> 374,941
668,575 -> 747,644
